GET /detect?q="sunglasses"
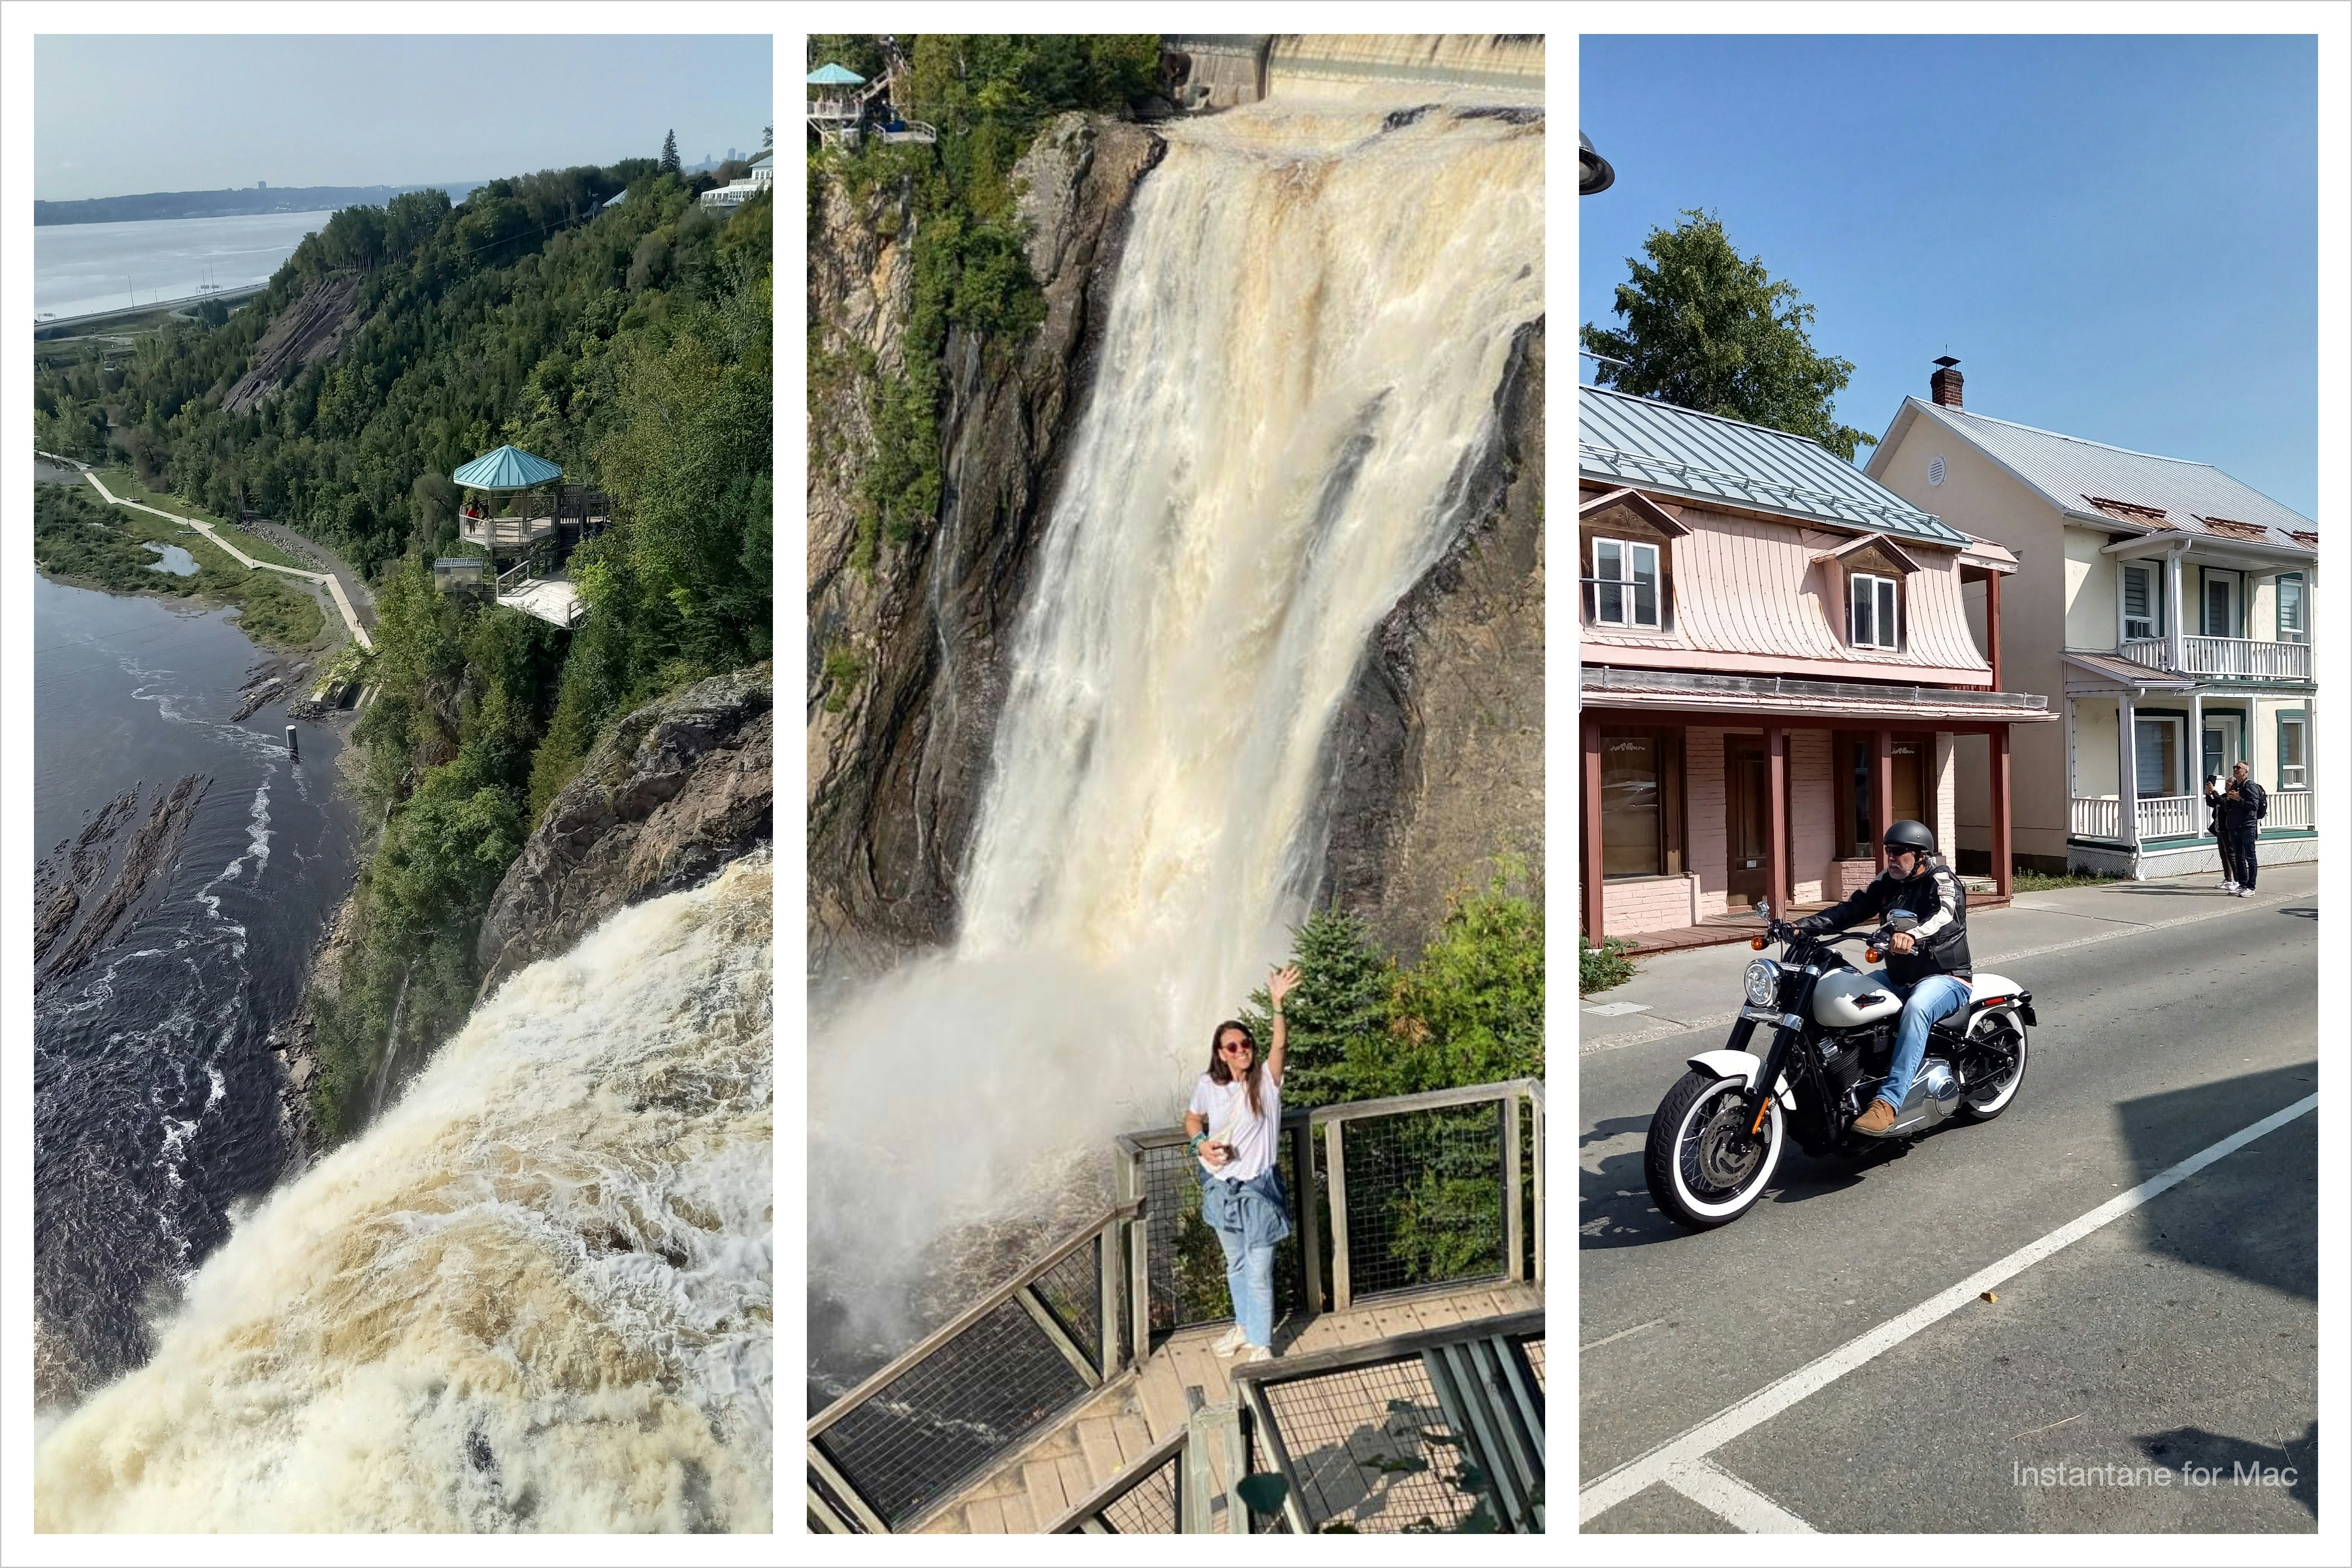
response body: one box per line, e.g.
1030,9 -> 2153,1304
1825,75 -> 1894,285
1219,1039 -> 1254,1054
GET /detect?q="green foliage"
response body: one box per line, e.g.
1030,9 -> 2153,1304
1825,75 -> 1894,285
1582,208 -> 1876,461
1579,935 -> 1636,994
31,482 -> 324,648
2009,866 -> 2126,892
820,640 -> 864,712
660,129 -> 680,175
813,34 -> 1158,565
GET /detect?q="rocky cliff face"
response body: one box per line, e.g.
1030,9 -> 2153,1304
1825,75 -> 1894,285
808,114 -> 1165,984
476,665 -> 774,987
224,275 -> 364,414
1315,327 -> 1546,956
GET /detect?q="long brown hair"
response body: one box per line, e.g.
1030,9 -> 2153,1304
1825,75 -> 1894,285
1207,1019 -> 1263,1117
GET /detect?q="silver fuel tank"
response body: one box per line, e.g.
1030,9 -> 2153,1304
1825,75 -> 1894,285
1812,968 -> 1905,1029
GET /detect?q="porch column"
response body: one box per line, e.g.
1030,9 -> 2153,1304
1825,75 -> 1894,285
2118,692 -> 2139,849
1985,568 -> 2004,691
1873,728 -> 1895,870
1582,723 -> 1605,942
2189,688 -> 2203,790
1991,725 -> 2014,898
2166,547 -> 2185,671
1766,725 -> 1789,917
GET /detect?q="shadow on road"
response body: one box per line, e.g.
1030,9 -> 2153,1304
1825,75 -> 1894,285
2132,1421 -> 2317,1517
1578,1110 -> 1923,1250
2278,906 -> 2317,921
2117,1062 -> 2315,1301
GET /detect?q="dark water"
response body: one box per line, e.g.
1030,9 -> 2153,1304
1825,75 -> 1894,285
33,573 -> 357,1397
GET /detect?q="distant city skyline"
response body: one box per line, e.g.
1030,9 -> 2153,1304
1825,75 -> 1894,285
34,35 -> 772,203
1581,34 -> 2319,522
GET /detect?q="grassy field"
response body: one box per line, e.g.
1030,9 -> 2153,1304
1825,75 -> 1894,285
90,467 -> 304,569
35,482 -> 325,650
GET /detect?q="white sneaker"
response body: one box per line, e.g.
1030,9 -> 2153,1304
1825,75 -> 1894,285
2222,880 -> 2238,892
1244,1344 -> 1274,1364
1211,1324 -> 1249,1357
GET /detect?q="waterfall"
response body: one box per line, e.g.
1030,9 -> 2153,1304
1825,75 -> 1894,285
812,79 -> 1543,1347
35,854 -> 774,1533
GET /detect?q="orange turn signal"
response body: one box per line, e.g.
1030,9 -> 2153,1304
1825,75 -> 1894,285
1750,1101 -> 1771,1135
1750,936 -> 1767,951
1865,946 -> 1882,962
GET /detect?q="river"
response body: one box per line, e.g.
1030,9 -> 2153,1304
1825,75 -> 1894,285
33,571 -> 357,1405
33,209 -> 335,321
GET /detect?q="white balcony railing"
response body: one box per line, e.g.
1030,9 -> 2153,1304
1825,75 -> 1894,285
2136,794 -> 2200,840
2270,790 -> 2314,830
459,514 -> 555,549
2118,635 -> 2311,681
2070,796 -> 2123,841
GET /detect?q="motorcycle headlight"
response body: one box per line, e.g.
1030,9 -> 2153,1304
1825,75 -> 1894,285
1743,958 -> 1782,1008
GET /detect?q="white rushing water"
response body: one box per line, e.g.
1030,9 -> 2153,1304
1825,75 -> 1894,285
37,855 -> 774,1533
811,86 -> 1543,1334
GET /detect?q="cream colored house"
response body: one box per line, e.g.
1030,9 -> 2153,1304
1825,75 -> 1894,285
1869,364 -> 2315,879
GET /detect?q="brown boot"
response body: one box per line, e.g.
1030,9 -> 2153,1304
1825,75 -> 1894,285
1852,1100 -> 1899,1137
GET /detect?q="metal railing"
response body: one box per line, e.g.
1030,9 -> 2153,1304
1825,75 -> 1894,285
1052,1428 -> 1187,1533
806,1200 -> 1139,1533
1235,1309 -> 1546,1533
2119,634 -> 2311,681
1115,1079 -> 1542,1360
809,1076 -> 1545,1532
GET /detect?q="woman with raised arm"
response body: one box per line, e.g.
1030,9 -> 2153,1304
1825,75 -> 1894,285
1184,964 -> 1301,1364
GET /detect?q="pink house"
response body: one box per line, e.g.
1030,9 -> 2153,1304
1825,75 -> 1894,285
1578,387 -> 2059,943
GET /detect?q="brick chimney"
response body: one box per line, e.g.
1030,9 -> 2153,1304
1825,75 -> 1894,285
1930,356 -> 1963,409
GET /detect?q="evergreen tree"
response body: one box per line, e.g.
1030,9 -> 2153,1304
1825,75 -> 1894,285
1582,208 -> 1875,460
1240,909 -> 1394,1112
660,129 -> 680,174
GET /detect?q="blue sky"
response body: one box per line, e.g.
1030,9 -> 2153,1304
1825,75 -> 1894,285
36,36 -> 772,202
1579,34 -> 2319,521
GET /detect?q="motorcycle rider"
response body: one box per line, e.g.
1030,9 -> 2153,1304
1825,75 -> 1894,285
1792,819 -> 1972,1137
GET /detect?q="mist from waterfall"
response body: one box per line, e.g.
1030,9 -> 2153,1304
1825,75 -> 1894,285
811,86 -> 1543,1358
36,855 -> 774,1533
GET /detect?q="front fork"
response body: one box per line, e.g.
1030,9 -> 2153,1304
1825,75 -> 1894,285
1737,1017 -> 1805,1139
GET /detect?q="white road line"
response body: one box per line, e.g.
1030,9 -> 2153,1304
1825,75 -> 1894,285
1580,1316 -> 1665,1352
1662,1458 -> 1815,1533
1577,1093 -> 2319,1525
1580,890 -> 2301,1055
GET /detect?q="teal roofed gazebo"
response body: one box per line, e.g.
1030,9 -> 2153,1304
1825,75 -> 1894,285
808,63 -> 865,86
453,444 -> 563,491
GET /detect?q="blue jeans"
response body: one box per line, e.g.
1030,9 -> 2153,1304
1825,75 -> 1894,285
2227,825 -> 2259,890
1213,1226 -> 1277,1349
1878,973 -> 1973,1113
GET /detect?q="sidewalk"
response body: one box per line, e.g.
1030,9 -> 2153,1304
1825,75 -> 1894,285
39,449 -> 375,652
1579,862 -> 2317,1054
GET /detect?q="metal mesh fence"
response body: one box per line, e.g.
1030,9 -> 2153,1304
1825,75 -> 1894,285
1520,1335 -> 1545,1393
812,1296 -> 1092,1531
1258,1354 -> 1480,1531
1094,1449 -> 1181,1533
1030,1233 -> 1103,1370
1139,1137 -> 1304,1339
1339,1100 -> 1508,1299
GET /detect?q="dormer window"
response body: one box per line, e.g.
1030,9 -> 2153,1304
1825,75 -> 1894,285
1593,537 -> 1660,629
2121,562 -> 2163,642
1850,572 -> 1899,650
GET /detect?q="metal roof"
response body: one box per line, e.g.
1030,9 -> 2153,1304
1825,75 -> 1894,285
1580,386 -> 1965,546
1871,398 -> 2315,553
453,444 -> 561,491
807,63 -> 866,85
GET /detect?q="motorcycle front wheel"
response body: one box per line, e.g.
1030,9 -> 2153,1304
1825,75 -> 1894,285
1645,1070 -> 1786,1231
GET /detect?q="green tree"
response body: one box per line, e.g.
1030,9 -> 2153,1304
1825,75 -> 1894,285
660,129 -> 681,174
1582,209 -> 1876,460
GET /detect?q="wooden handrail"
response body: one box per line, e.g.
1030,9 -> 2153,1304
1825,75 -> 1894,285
1046,1426 -> 1188,1531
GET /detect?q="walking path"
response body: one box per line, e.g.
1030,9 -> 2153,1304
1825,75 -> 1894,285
37,449 -> 372,651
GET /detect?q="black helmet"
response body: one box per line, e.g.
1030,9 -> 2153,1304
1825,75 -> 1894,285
1883,819 -> 1936,855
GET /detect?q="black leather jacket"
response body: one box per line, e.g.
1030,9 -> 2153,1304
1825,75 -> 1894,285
2208,777 -> 2267,834
1795,855 -> 1971,988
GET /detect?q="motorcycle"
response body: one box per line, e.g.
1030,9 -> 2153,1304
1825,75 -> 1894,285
1644,902 -> 2036,1231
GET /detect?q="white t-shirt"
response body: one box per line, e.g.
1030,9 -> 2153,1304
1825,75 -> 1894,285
1190,1071 -> 1281,1183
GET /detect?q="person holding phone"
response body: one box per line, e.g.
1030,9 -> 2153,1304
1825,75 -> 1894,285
2207,760 -> 2268,895
1186,964 -> 1301,1364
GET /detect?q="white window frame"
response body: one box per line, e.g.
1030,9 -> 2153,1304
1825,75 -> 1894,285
2276,572 -> 2308,644
2121,561 -> 2163,643
2132,713 -> 2185,798
1592,536 -> 1661,630
1849,570 -> 1900,650
2279,713 -> 2308,790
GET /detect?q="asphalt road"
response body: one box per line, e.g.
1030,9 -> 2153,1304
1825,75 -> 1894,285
1578,873 -> 2318,1533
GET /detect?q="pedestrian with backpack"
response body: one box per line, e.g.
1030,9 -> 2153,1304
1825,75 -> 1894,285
2207,761 -> 2268,895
